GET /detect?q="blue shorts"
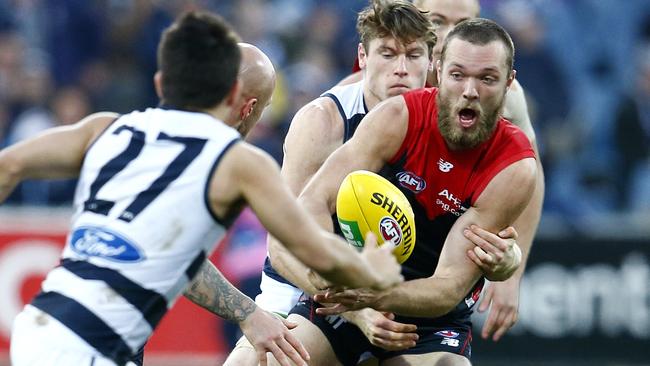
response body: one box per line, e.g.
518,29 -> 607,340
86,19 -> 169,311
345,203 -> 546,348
289,297 -> 473,366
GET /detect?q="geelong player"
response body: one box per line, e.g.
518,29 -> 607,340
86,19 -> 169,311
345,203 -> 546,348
270,18 -> 537,366
1,11 -> 404,366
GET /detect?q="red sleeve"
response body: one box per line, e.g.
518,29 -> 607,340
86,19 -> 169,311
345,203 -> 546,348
470,121 -> 536,204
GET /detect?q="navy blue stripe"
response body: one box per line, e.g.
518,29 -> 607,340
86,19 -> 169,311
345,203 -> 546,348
61,259 -> 168,330
322,93 -> 349,140
31,291 -> 133,366
85,125 -> 146,216
81,115 -> 121,169
262,257 -> 295,285
346,113 -> 366,142
204,138 -> 241,226
118,133 -> 208,222
185,251 -> 206,280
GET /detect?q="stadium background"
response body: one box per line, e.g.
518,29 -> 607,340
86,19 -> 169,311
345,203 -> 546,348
0,0 -> 648,365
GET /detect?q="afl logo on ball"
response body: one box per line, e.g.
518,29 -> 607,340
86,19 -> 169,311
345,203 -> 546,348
379,216 -> 402,246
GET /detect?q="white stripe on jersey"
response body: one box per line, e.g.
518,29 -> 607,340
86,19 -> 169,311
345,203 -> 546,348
31,107 -> 240,363
42,266 -> 152,350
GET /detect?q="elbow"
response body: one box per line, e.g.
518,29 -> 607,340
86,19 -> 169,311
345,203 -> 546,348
0,151 -> 23,190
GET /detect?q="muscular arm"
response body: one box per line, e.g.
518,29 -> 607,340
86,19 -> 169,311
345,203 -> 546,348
502,79 -> 545,279
372,158 -> 537,317
210,142 -> 396,290
184,260 -> 256,322
0,112 -> 117,203
268,99 -> 344,294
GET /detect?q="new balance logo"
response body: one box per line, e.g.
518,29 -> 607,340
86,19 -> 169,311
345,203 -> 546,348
441,338 -> 460,347
438,158 -> 454,172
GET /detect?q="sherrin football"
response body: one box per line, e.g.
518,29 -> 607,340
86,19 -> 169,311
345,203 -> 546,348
336,170 -> 416,264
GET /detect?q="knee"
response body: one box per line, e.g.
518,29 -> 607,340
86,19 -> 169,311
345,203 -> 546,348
433,353 -> 472,366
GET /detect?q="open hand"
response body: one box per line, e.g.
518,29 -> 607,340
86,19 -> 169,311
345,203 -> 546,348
360,232 -> 403,290
345,308 -> 418,351
477,278 -> 520,341
239,307 -> 310,366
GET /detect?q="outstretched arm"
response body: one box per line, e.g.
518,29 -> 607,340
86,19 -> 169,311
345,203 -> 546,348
184,260 -> 309,366
210,141 -> 401,291
316,158 -> 537,318
0,112 -> 117,203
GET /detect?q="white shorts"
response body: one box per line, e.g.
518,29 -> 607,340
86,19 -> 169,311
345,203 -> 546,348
253,272 -> 303,316
10,305 -> 137,366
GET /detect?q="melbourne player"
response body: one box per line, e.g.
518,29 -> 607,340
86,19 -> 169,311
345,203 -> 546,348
225,2 -> 523,365
2,11 -> 404,366
270,18 -> 537,366
341,0 -> 544,343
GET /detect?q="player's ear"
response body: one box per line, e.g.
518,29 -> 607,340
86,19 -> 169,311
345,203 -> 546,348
436,59 -> 442,82
240,98 -> 257,120
358,43 -> 367,69
506,69 -> 516,89
153,71 -> 163,99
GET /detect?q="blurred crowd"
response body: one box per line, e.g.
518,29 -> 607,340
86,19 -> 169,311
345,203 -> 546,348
0,0 -> 649,222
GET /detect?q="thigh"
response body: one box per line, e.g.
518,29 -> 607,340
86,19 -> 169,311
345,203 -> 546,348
381,352 -> 471,366
267,314 -> 341,366
11,306 -> 114,366
222,335 -> 259,366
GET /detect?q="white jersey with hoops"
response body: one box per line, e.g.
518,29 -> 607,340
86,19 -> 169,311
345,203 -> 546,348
11,107 -> 240,366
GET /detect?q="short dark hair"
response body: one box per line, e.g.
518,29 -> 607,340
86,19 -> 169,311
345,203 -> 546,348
157,11 -> 241,110
357,0 -> 437,57
440,18 -> 514,72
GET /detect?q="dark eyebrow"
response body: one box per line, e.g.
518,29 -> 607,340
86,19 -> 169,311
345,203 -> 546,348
481,66 -> 501,73
377,45 -> 396,52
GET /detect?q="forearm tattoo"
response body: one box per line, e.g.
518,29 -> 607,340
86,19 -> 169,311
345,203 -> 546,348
184,261 -> 256,323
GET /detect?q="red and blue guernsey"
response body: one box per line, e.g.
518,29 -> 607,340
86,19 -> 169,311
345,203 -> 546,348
380,87 -> 535,322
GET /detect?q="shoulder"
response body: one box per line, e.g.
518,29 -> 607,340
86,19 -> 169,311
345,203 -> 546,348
503,79 -> 536,143
286,96 -> 344,144
77,112 -> 121,150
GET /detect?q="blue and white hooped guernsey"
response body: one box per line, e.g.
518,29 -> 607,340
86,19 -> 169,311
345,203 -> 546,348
259,80 -> 368,305
28,107 -> 240,365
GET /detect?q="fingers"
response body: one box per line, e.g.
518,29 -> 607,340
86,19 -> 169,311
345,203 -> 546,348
365,232 -> 378,247
282,318 -> 298,330
481,304 -> 518,341
472,245 -> 496,266
464,225 -> 508,258
498,226 -> 518,240
377,316 -> 417,333
278,335 -> 309,366
477,283 -> 493,313
315,303 -> 350,316
368,317 -> 418,351
481,307 -> 499,340
466,249 -> 488,271
491,312 -> 515,341
286,332 -> 311,364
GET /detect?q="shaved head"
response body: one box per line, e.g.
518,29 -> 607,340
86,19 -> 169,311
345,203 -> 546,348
236,42 -> 276,136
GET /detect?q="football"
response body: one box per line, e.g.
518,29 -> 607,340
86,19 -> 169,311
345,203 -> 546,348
336,170 -> 416,264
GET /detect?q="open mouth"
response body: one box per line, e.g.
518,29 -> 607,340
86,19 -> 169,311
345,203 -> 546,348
458,108 -> 477,128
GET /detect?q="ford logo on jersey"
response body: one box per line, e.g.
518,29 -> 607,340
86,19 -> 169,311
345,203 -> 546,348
70,227 -> 145,262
